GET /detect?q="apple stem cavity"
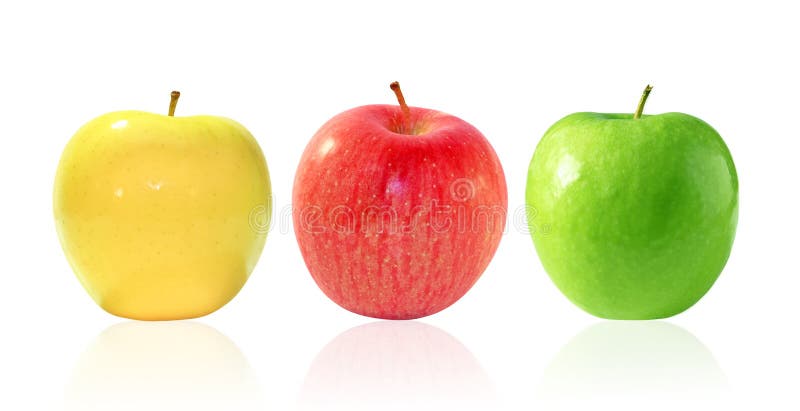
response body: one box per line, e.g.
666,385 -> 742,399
389,81 -> 411,133
633,85 -> 653,119
168,91 -> 181,117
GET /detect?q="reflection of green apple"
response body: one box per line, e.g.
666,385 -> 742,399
526,86 -> 738,319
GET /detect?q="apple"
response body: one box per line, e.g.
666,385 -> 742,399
54,91 -> 271,320
292,82 -> 507,319
526,86 -> 738,319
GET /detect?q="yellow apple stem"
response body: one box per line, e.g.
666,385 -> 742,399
389,81 -> 411,133
633,85 -> 653,119
168,91 -> 181,117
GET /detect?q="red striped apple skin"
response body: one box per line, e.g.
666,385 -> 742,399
293,104 -> 507,319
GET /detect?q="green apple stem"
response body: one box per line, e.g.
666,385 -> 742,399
633,85 -> 653,119
168,91 -> 181,117
389,81 -> 411,133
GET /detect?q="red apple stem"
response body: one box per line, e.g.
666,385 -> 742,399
633,85 -> 653,119
168,90 -> 181,117
389,81 -> 411,132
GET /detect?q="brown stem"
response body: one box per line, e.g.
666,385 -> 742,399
633,85 -> 653,119
389,81 -> 411,132
168,91 -> 181,116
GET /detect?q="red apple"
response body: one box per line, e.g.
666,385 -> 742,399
292,82 -> 507,319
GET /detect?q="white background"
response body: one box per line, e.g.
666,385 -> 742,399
1,1 -> 797,410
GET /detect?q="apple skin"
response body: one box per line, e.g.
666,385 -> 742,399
293,104 -> 507,319
54,110 -> 271,320
526,112 -> 738,319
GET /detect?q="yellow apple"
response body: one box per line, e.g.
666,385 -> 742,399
54,92 -> 271,320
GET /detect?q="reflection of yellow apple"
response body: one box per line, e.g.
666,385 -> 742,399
66,322 -> 265,411
54,92 -> 271,320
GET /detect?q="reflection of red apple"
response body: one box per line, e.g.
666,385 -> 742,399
293,82 -> 507,319
298,321 -> 495,410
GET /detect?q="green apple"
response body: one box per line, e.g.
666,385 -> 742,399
526,86 -> 738,319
